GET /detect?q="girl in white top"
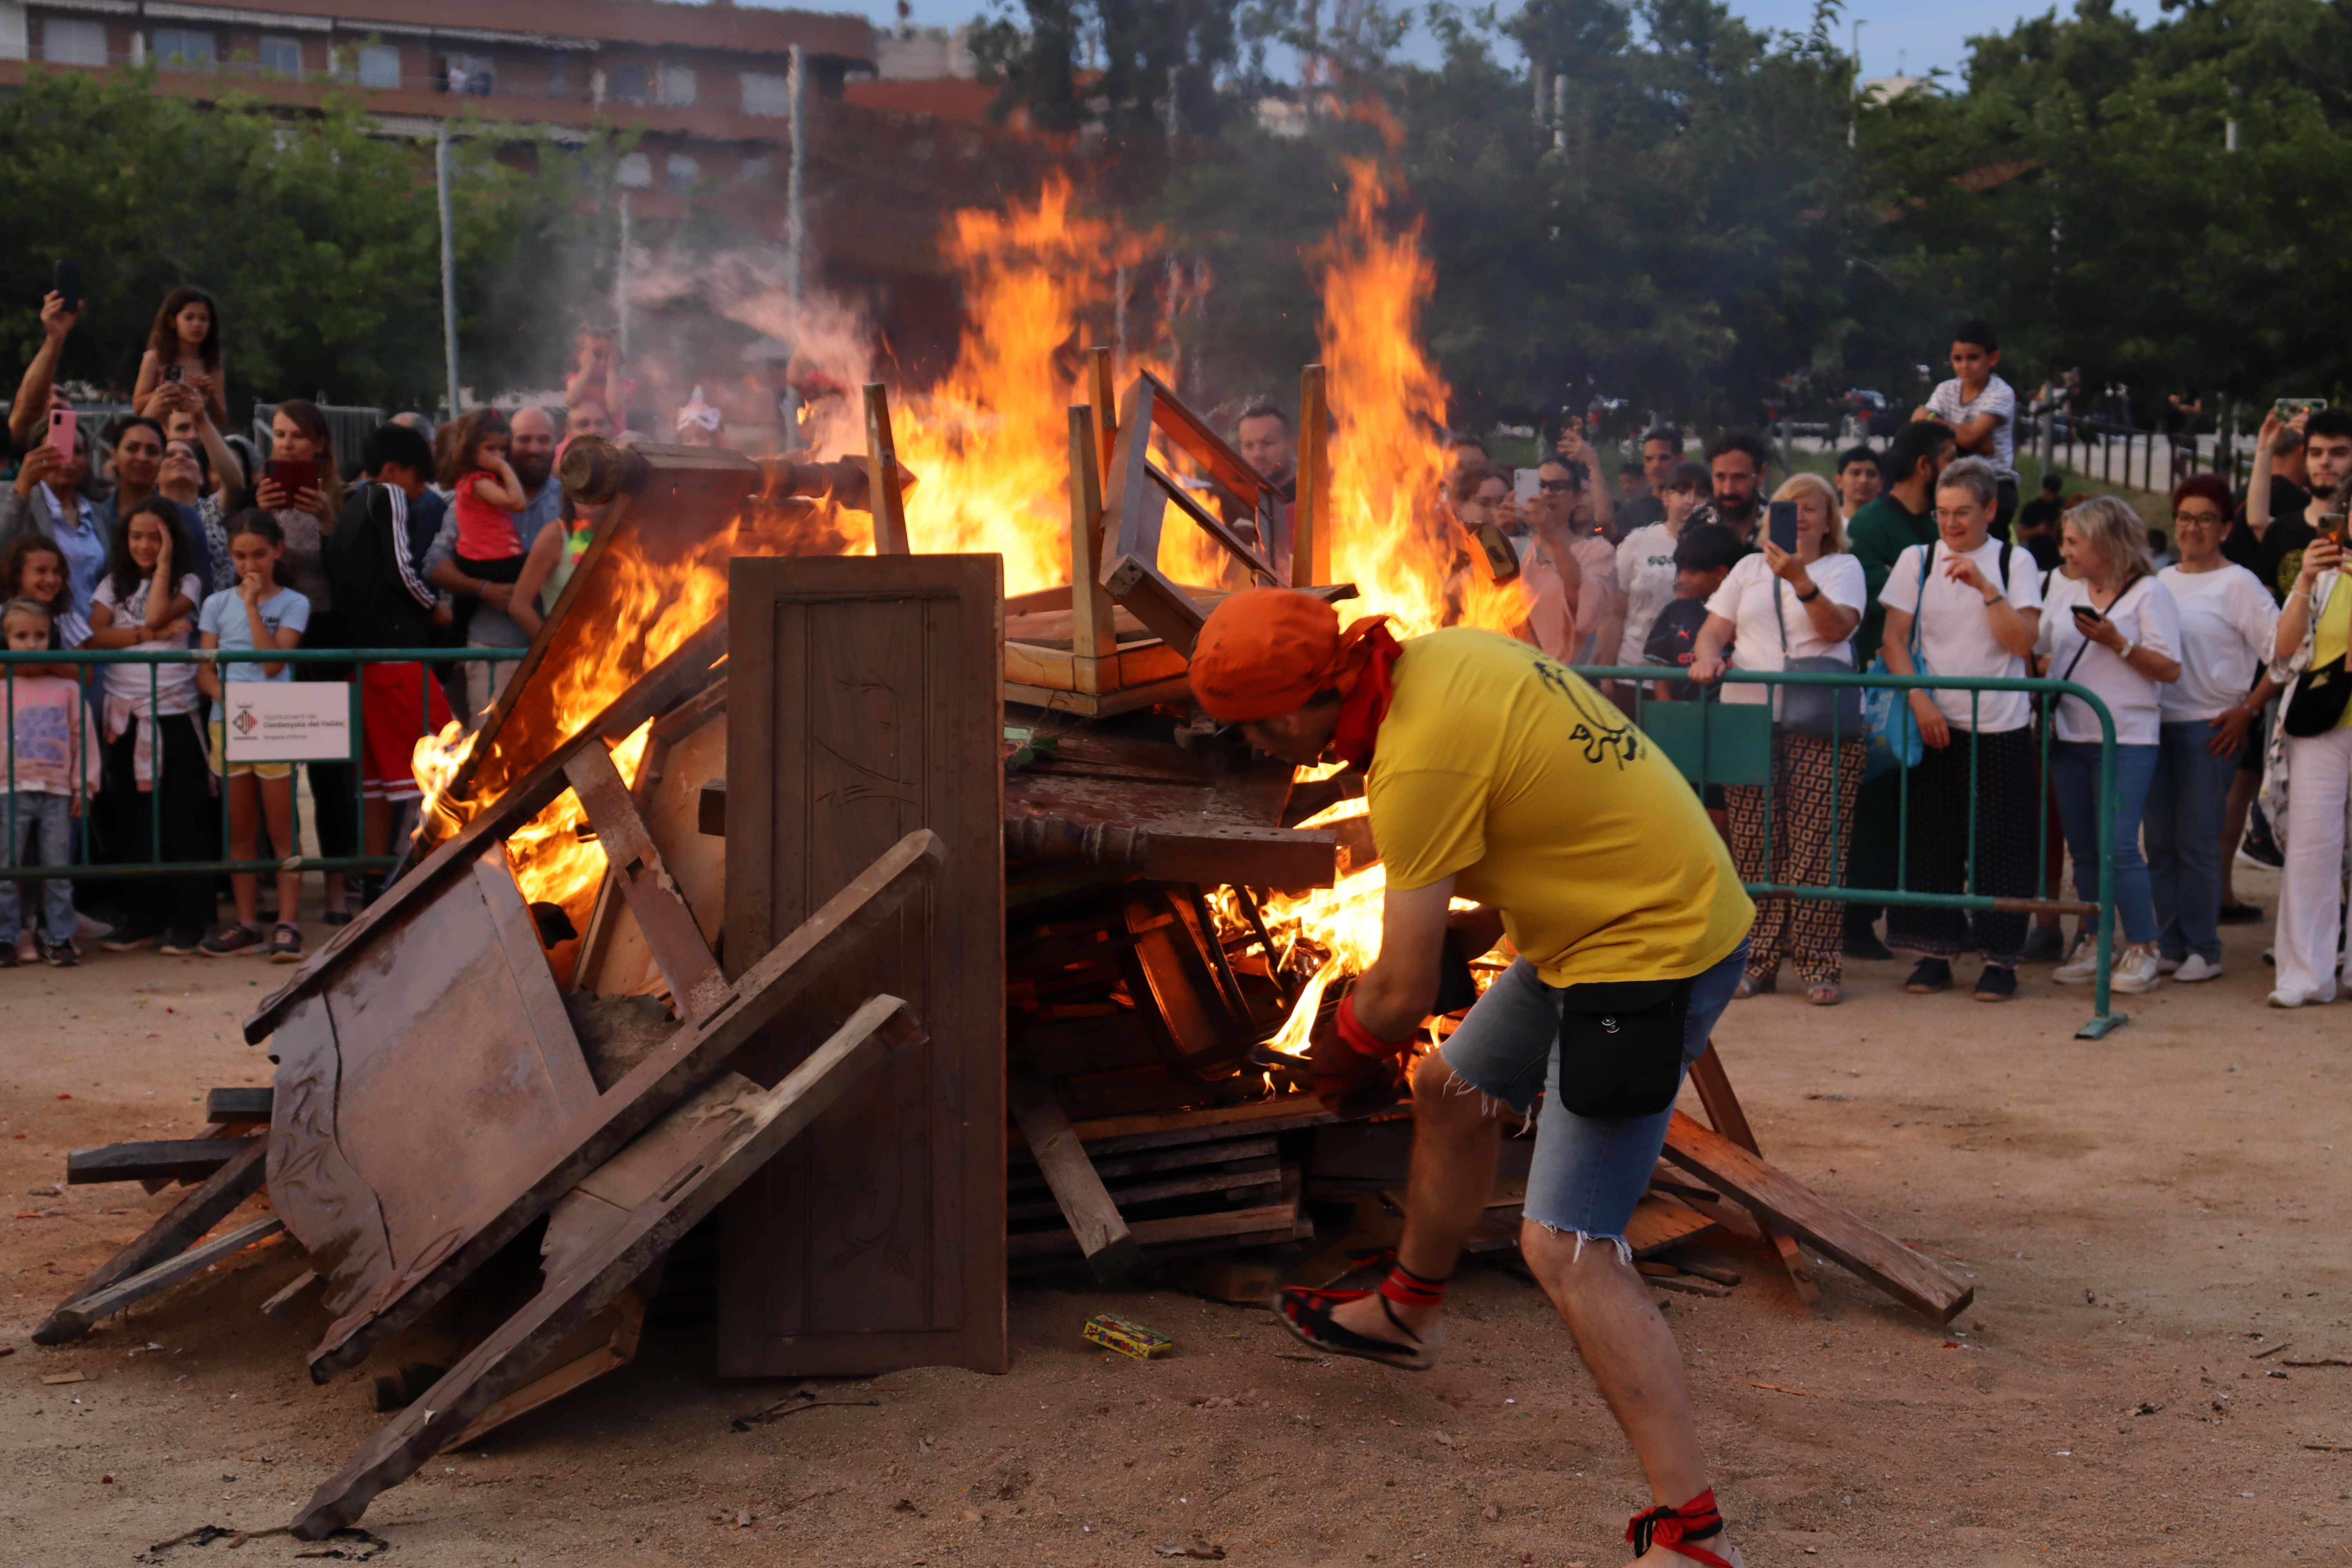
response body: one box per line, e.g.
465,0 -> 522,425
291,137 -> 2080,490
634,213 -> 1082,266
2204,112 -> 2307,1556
2147,477 -> 2279,981
2033,496 -> 2182,996
1610,460 -> 1710,666
1688,472 -> 1867,1005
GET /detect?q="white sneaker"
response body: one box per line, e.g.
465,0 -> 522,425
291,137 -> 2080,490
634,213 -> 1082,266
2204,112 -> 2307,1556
2269,989 -> 2310,1008
2110,944 -> 2163,994
2173,954 -> 2224,984
2053,935 -> 2101,985
2154,953 -> 2183,975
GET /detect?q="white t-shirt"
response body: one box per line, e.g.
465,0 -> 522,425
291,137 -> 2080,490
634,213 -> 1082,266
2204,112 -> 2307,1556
1924,374 -> 2018,483
91,572 -> 204,711
2158,564 -> 2278,724
1705,551 -> 1866,710
2034,572 -> 2181,745
1614,522 -> 1679,666
1878,538 -> 2046,733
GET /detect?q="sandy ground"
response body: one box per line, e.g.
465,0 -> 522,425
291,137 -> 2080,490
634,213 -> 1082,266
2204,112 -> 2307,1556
3,860 -> 2348,1568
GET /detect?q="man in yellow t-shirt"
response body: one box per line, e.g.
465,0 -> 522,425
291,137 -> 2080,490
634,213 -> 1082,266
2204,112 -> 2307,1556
1190,589 -> 1753,1568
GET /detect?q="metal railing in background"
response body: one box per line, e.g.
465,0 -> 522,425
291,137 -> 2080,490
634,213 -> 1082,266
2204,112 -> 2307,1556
1,647 -> 521,887
1572,664 -> 2126,1039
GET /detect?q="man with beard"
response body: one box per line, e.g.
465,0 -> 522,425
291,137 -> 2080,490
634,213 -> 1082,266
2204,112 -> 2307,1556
425,404 -> 562,713
1682,428 -> 1769,546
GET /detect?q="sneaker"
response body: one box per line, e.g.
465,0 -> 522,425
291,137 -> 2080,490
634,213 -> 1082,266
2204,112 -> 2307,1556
200,923 -> 263,958
2174,954 -> 2224,984
2236,838 -> 2284,871
100,927 -> 162,953
2054,935 -> 2102,985
40,937 -> 78,968
2019,925 -> 2066,964
1843,929 -> 1894,962
2154,953 -> 2183,975
2110,944 -> 2163,994
2217,901 -> 2264,926
1973,964 -> 2017,1002
73,912 -> 114,944
267,922 -> 303,964
2268,989 -> 2310,1009
1902,957 -> 1952,994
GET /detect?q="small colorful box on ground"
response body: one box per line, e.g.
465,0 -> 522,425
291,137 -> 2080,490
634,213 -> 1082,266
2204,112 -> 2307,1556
1082,1313 -> 1174,1360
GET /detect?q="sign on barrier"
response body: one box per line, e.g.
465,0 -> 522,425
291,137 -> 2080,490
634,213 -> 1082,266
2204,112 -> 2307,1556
222,684 -> 353,762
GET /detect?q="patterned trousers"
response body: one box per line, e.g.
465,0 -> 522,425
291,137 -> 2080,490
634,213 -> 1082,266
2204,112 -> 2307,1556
1725,731 -> 1866,987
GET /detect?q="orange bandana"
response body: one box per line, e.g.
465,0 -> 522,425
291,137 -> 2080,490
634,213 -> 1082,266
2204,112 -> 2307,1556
1190,589 -> 1394,722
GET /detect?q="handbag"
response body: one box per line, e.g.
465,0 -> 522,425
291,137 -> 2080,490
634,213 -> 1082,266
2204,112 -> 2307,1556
1771,575 -> 1864,741
2279,579 -> 2352,737
1553,977 -> 1696,1118
1862,546 -> 1934,778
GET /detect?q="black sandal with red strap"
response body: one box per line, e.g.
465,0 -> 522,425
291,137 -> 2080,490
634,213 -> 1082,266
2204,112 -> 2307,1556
1625,1489 -> 1739,1567
1274,1251 -> 1446,1372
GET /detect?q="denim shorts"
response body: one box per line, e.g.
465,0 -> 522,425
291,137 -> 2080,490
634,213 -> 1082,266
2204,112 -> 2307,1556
1437,936 -> 1749,1249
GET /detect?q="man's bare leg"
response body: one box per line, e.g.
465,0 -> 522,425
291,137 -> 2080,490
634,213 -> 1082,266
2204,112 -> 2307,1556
1521,1222 -> 1735,1566
1325,1052 -> 1502,1348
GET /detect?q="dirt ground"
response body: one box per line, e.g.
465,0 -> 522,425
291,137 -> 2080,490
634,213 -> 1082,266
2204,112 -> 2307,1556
4,860 -> 2347,1568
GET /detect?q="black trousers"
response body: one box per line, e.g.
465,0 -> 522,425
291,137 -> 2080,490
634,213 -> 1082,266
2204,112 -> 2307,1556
1886,726 -> 2041,966
98,712 -> 217,940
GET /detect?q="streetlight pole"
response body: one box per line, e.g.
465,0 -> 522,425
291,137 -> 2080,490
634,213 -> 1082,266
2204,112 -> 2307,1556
435,118 -> 461,419
1848,19 -> 1864,149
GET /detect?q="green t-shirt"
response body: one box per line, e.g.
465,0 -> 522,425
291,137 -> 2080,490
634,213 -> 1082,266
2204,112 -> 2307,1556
1847,494 -> 1939,663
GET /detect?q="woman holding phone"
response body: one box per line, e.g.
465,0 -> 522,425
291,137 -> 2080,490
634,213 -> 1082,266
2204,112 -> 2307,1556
2261,487 -> 2352,1006
2034,496 -> 2181,997
1688,471 -> 1867,1004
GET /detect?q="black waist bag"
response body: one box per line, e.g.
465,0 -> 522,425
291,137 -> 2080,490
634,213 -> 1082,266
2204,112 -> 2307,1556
2284,655 -> 2352,738
1554,977 -> 1696,1118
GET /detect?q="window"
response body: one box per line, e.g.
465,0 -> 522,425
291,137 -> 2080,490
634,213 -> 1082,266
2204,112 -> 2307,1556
615,151 -> 652,189
664,154 -> 699,192
43,18 -> 108,66
357,43 -> 400,89
151,27 -> 214,67
259,35 -> 301,76
739,70 -> 789,116
658,65 -> 695,105
547,54 -> 571,96
608,62 -> 648,103
443,53 -> 494,96
740,156 -> 771,181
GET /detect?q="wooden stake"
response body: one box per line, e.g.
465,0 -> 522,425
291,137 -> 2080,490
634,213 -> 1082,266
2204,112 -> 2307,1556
1294,364 -> 1330,587
1067,407 -> 1117,665
863,383 -> 910,555
1087,345 -> 1117,477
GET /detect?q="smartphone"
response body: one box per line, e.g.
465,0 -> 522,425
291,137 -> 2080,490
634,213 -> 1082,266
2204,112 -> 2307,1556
162,363 -> 184,385
52,260 -> 81,314
2276,397 -> 2327,420
1513,468 -> 1539,503
1767,499 -> 1800,555
265,457 -> 319,497
2071,603 -> 2106,625
44,407 -> 74,459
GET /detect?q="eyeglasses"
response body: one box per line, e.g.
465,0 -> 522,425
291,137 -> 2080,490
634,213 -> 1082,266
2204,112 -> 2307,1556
1538,479 -> 1577,495
2172,510 -> 2226,528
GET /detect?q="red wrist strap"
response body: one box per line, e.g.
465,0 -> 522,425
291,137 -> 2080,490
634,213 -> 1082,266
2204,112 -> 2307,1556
1335,993 -> 1414,1059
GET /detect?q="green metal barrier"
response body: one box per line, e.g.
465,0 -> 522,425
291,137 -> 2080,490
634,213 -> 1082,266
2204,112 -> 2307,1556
1,646 -> 524,889
1573,664 -> 2125,1040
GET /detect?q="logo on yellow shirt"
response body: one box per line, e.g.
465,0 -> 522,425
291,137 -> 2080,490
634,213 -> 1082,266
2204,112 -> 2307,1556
1532,655 -> 1641,768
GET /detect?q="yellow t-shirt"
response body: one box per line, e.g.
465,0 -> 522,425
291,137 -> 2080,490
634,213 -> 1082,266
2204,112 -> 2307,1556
1366,628 -> 1755,987
2312,581 -> 2352,731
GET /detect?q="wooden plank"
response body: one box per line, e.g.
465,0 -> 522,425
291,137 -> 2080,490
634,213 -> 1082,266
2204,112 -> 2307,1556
1011,1136 -> 1280,1185
288,994 -> 923,1541
1623,1192 -> 1719,1258
1146,461 -> 1277,582
247,618 -> 731,1045
33,1136 -> 270,1345
1087,345 -> 1116,476
1660,1111 -> 1971,1323
1019,1095 -> 1348,1156
1007,1071 -> 1141,1283
1686,1044 -> 1818,1305
720,554 -> 1007,1378
287,828 -> 946,1385
863,383 -> 911,555
1009,1159 -> 1281,1220
205,1087 -> 273,1123
43,1218 -> 285,1339
1007,1198 -> 1299,1259
1067,404 -> 1118,665
443,1288 -> 647,1451
470,853 -> 604,1118
1133,369 -> 1268,507
563,742 -> 727,1020
1294,364 -> 1328,587
1101,377 -> 1164,570
67,1138 -> 250,1186
1102,554 -> 1207,657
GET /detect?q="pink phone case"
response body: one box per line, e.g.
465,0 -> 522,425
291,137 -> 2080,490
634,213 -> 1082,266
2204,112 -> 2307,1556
45,408 -> 75,458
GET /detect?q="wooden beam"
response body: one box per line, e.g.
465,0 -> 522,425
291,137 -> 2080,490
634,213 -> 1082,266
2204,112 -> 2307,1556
67,1138 -> 250,1186
205,1087 -> 273,1124
1132,369 -> 1266,506
1067,405 -> 1118,664
1146,461 -> 1277,581
1007,1071 -> 1141,1282
1100,376 -> 1163,569
863,383 -> 911,555
298,828 -> 946,1385
1103,554 -> 1207,658
34,1136 -> 269,1345
1087,345 -> 1117,477
1686,1045 -> 1818,1305
1660,1110 -> 1971,1323
289,994 -> 924,1541
40,1218 -> 284,1340
1294,364 -> 1328,587
562,743 -> 727,1022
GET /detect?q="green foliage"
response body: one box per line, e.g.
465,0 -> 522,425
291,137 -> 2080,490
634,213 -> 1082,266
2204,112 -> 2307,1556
0,66 -> 597,415
971,0 -> 1243,134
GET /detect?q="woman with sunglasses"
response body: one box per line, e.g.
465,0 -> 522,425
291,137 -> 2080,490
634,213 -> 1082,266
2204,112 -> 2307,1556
2148,477 -> 2279,983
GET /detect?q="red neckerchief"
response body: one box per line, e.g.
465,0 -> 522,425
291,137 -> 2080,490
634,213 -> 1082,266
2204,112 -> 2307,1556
1328,622 -> 1405,771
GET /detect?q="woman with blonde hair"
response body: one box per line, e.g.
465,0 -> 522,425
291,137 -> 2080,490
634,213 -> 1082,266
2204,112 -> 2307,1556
1688,468 -> 1869,1002
2034,493 -> 2181,996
